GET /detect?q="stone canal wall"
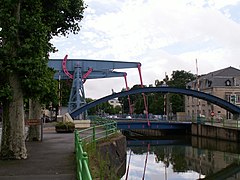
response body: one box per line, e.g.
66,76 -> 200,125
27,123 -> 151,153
130,129 -> 163,136
97,134 -> 126,177
192,123 -> 240,142
122,128 -> 191,138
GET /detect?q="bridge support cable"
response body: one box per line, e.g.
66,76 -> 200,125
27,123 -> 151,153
125,150 -> 132,180
142,143 -> 150,180
137,64 -> 149,125
124,74 -> 133,114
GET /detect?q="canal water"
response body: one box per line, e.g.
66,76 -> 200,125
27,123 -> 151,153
121,136 -> 240,180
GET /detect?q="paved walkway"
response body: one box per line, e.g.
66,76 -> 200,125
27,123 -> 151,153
0,125 -> 76,180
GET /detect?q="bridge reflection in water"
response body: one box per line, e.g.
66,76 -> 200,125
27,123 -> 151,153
121,136 -> 240,180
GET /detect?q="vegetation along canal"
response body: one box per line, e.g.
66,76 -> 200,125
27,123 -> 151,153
120,135 -> 240,180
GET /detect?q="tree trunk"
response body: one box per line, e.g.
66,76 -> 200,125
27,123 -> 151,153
27,99 -> 41,141
0,73 -> 27,159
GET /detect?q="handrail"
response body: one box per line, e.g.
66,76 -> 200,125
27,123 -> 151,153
78,121 -> 117,144
75,118 -> 118,180
75,131 -> 92,180
196,116 -> 240,129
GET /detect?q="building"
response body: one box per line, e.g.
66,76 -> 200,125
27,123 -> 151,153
108,98 -> 121,108
185,67 -> 240,120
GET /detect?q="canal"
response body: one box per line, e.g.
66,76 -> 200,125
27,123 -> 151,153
121,136 -> 240,180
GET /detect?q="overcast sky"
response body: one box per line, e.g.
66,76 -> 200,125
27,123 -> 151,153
50,0 -> 240,99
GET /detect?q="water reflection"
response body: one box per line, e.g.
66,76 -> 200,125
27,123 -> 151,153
121,136 -> 240,180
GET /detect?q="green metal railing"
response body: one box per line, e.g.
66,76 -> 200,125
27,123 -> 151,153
88,115 -> 115,125
196,116 -> 240,129
75,119 -> 118,180
75,131 -> 92,180
78,121 -> 117,144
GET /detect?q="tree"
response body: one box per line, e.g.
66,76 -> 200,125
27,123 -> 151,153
148,93 -> 164,115
60,80 -> 72,107
155,70 -> 195,114
168,70 -> 195,113
118,88 -> 130,114
86,98 -> 97,115
113,105 -> 122,114
0,0 -> 85,159
168,70 -> 195,88
130,85 -> 145,114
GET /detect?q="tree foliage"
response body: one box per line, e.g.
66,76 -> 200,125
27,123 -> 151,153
0,0 -> 86,101
168,70 -> 195,88
59,80 -> 72,106
167,70 -> 195,112
118,88 -> 129,114
0,0 -> 86,159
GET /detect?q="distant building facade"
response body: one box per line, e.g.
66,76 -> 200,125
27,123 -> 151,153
185,67 -> 240,120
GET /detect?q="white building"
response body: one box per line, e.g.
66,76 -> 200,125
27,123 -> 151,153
108,99 -> 121,108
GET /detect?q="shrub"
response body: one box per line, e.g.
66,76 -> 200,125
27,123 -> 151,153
55,121 -> 75,133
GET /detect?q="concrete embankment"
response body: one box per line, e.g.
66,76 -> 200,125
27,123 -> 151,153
192,123 -> 240,142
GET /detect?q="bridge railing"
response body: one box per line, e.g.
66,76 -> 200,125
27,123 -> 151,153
88,115 -> 115,125
90,114 -> 240,129
75,118 -> 118,180
194,116 -> 240,129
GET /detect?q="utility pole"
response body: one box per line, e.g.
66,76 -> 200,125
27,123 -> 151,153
196,59 -> 201,117
58,71 -> 61,116
163,72 -> 169,120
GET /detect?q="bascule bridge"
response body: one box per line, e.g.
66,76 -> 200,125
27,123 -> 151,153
48,55 -> 146,117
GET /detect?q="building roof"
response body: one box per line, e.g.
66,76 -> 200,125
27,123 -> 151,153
187,66 -> 240,88
201,66 -> 240,79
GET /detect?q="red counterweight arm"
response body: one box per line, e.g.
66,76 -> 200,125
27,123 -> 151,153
62,55 -> 73,79
82,68 -> 93,83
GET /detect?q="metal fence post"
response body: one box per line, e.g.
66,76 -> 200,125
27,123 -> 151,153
92,125 -> 96,142
75,118 -> 118,180
82,152 -> 92,180
105,123 -> 108,137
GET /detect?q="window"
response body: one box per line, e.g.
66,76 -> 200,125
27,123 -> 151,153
225,80 -> 231,86
208,80 -> 212,87
202,110 -> 205,116
236,94 -> 240,104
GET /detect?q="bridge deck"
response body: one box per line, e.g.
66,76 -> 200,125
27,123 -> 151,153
116,120 -> 191,130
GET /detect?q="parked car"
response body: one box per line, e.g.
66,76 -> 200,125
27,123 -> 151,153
126,115 -> 132,119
